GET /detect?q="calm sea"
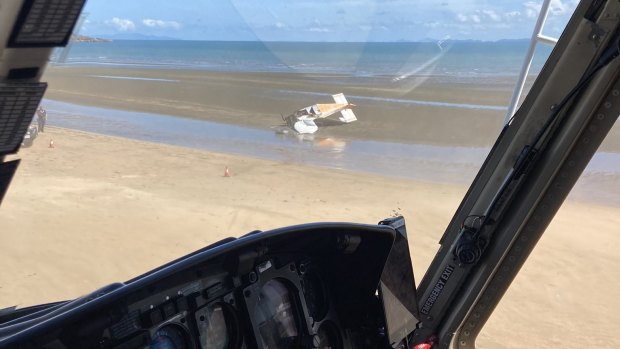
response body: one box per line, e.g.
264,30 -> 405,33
54,40 -> 552,78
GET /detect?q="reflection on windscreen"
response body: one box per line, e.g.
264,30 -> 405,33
254,279 -> 299,348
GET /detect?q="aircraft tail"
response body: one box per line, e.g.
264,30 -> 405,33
332,93 -> 357,123
332,93 -> 348,104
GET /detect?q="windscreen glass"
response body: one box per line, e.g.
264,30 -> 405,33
1,1 -> 618,348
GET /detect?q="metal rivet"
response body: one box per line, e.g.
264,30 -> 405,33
597,113 -> 605,120
612,89 -> 619,96
604,101 -> 612,109
583,137 -> 590,144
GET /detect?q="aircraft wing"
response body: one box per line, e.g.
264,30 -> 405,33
338,107 -> 357,123
313,93 -> 357,122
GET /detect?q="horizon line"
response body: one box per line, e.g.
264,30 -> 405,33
84,37 -> 534,43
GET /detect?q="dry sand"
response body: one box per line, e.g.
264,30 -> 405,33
0,127 -> 618,348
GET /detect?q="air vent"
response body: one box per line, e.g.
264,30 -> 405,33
0,82 -> 47,155
7,67 -> 40,80
8,0 -> 87,48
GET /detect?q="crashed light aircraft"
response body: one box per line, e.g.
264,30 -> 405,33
283,93 -> 357,134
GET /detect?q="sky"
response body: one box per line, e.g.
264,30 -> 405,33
79,0 -> 579,41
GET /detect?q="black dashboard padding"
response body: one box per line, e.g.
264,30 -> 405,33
0,223 -> 396,348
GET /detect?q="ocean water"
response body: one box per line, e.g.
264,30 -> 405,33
54,40 -> 553,79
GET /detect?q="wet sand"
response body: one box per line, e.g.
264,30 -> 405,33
0,127 -> 619,348
37,67 -> 532,145
42,66 -> 620,151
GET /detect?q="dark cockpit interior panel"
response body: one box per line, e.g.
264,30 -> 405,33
0,222 -> 416,349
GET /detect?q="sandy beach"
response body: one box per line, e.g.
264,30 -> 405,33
0,126 -> 618,348
0,63 -> 618,348
1,127 -> 469,305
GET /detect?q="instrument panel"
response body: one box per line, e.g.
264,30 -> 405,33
118,259 -> 342,349
1,223 -> 402,349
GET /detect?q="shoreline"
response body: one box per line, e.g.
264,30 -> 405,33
32,121 -> 620,208
42,97 -> 620,207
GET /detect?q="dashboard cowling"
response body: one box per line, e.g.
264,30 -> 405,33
0,222 -> 398,349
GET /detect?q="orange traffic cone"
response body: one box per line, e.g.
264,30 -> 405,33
224,166 -> 230,177
48,139 -> 54,148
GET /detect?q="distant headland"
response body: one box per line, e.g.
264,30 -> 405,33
70,34 -> 111,43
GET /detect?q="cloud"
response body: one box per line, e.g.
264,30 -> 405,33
142,19 -> 181,30
105,17 -> 135,32
275,22 -> 286,29
549,0 -> 579,15
523,0 -> 576,18
456,10 -> 498,23
308,27 -> 331,33
456,1 -> 576,25
424,21 -> 441,28
482,10 -> 501,22
524,1 -> 541,19
504,11 -> 521,20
